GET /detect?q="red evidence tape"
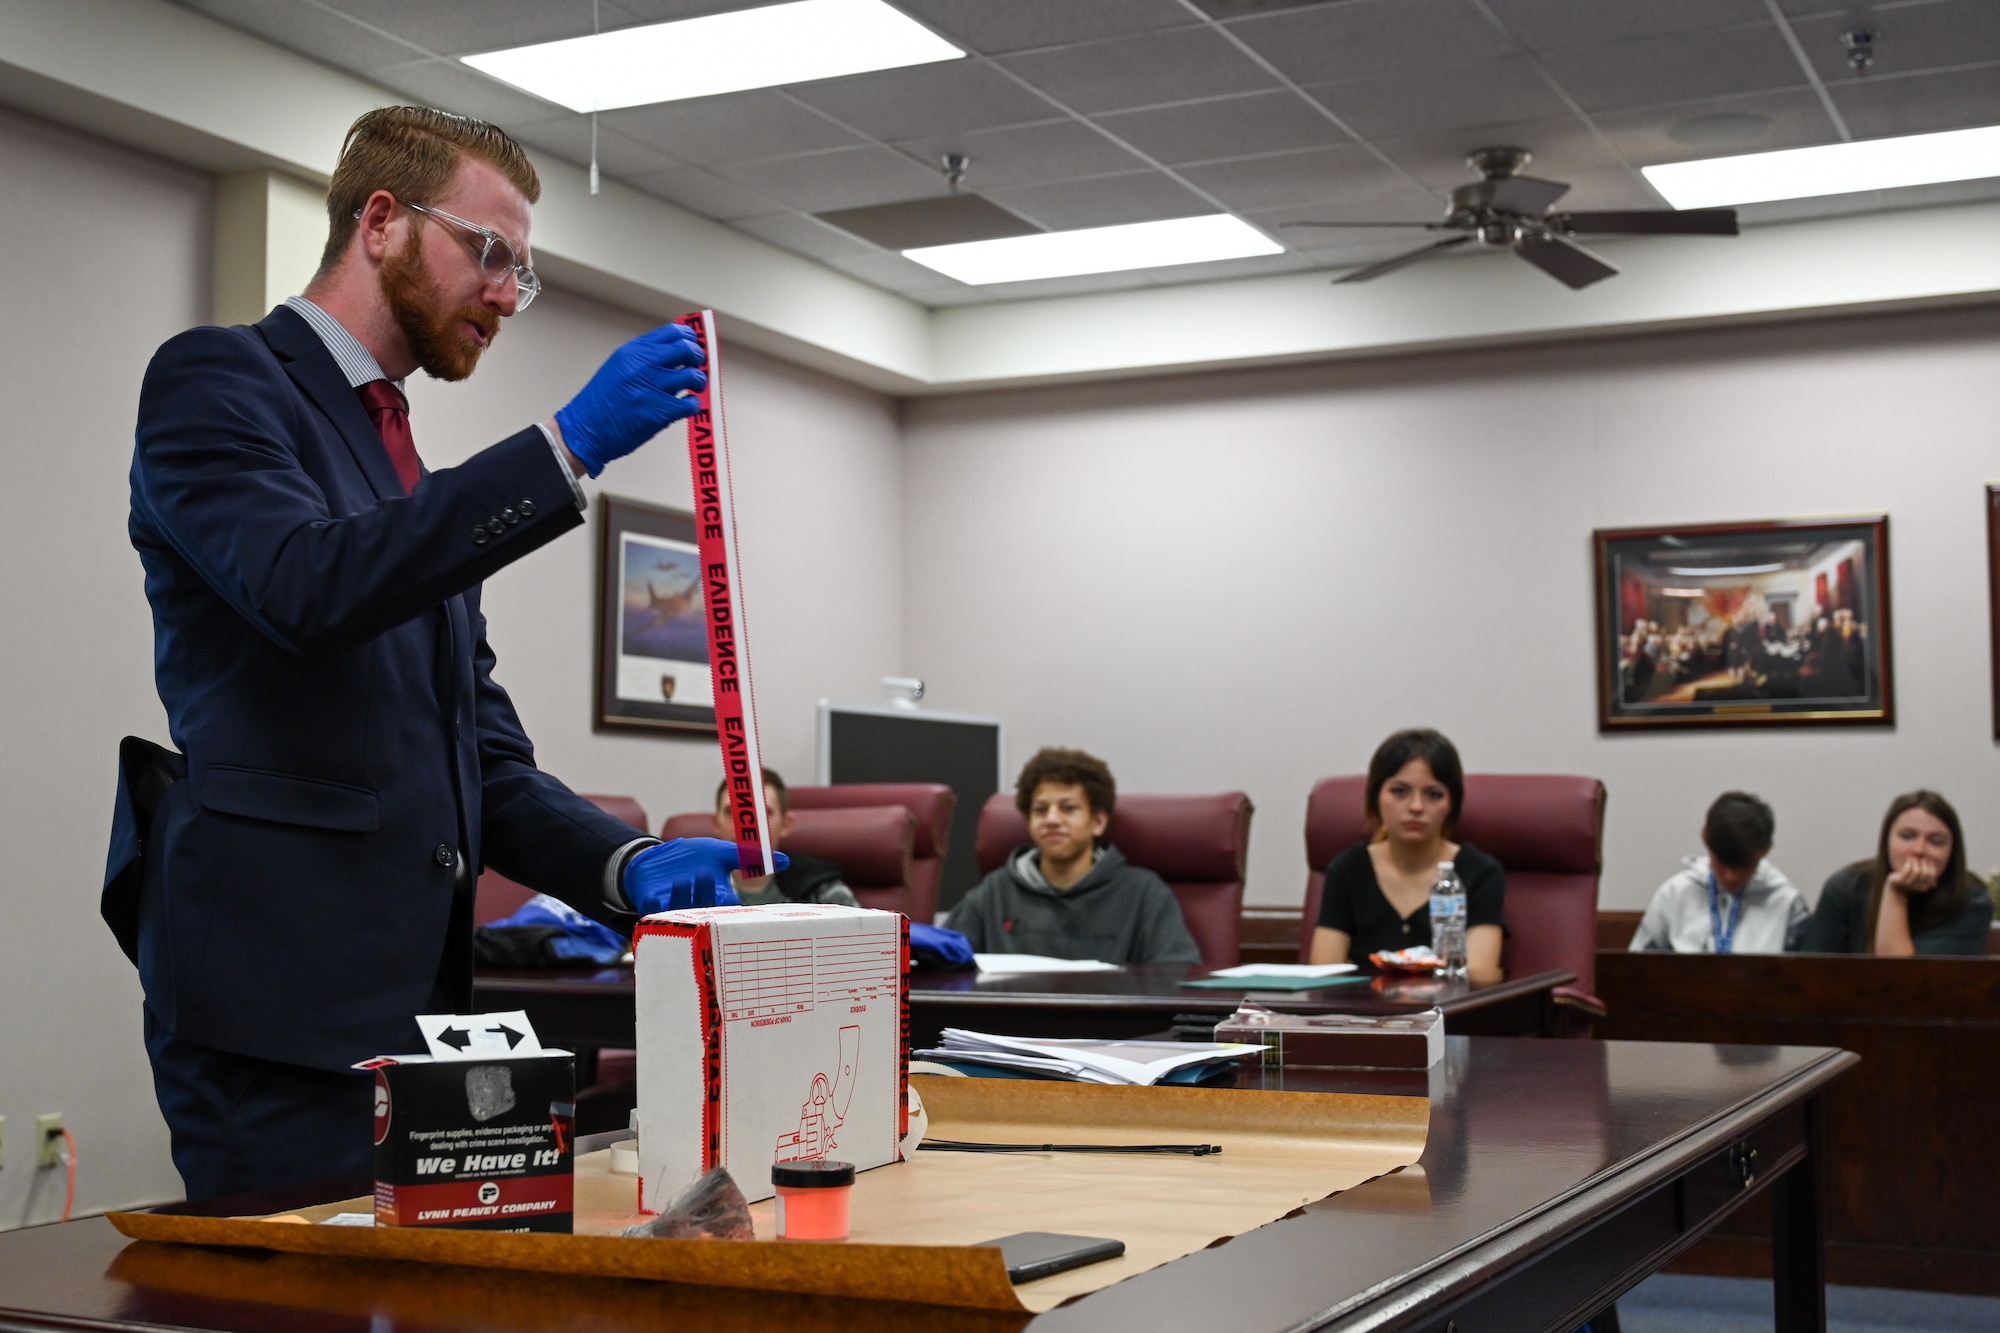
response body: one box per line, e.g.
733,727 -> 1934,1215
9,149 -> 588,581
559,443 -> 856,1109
678,310 -> 774,877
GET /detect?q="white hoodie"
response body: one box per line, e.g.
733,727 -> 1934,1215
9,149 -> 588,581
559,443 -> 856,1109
1630,854 -> 1808,954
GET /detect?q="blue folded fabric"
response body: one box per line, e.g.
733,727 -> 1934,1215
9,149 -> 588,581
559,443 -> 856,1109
909,921 -> 975,970
486,893 -> 628,965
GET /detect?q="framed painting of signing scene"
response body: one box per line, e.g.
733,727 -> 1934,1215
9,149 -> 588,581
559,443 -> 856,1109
1593,516 -> 1892,730
595,494 -> 716,735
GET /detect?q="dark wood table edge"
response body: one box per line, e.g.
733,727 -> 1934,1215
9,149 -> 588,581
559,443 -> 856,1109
1289,1046 -> 1860,1332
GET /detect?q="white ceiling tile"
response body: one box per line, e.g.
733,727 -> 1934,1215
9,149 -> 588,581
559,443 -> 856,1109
1790,1 -> 2000,82
1096,92 -> 1348,166
998,26 -> 1281,114
510,118 -> 684,177
1482,0 -> 1773,51
823,248 -> 972,289
1304,57 -> 1571,140
175,0 -> 424,68
1536,26 -> 1807,112
891,120 -> 1150,190
625,165 -> 783,219
1179,145 -> 1426,212
370,59 -> 570,125
712,145 -> 950,212
1135,249 -> 1316,286
1590,89 -> 1840,168
600,92 -> 863,164
1371,116 -> 1620,191
892,0 -> 1197,56
1226,0 -> 1517,84
984,171 -> 1216,230
785,61 -> 1057,140
1829,64 -> 2000,140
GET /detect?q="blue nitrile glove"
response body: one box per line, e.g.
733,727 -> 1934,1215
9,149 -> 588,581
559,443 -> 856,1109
554,323 -> 708,477
909,922 -> 975,970
621,838 -> 789,916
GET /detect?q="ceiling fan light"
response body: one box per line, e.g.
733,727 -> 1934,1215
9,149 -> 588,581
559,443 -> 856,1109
1642,124 -> 2000,208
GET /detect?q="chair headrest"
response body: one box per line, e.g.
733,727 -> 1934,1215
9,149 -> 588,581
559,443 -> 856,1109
581,793 -> 649,837
660,806 -> 916,888
975,791 -> 1253,883
786,784 -> 956,859
1305,773 -> 1604,875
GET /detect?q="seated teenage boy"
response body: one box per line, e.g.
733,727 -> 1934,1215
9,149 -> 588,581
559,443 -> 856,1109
1630,791 -> 1806,953
711,769 -> 858,907
950,748 -> 1201,964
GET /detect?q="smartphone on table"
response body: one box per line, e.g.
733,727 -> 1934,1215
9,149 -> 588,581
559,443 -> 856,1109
974,1232 -> 1126,1283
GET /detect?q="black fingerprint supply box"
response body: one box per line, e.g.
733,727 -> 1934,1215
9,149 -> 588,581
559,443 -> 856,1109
356,1011 -> 575,1233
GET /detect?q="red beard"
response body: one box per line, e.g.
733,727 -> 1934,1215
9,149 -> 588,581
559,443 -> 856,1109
380,231 -> 500,382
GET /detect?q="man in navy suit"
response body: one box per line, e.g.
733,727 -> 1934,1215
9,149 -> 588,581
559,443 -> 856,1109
113,107 -> 767,1200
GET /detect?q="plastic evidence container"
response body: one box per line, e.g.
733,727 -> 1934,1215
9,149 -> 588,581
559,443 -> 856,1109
771,1160 -> 855,1240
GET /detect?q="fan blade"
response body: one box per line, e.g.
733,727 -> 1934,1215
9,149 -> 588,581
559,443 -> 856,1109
1455,174 -> 1570,216
1282,219 -> 1452,230
1554,209 -> 1739,236
1332,235 -> 1474,284
1514,231 -> 1618,289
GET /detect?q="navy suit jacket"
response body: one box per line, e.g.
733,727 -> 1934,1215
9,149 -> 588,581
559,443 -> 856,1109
116,304 -> 641,1071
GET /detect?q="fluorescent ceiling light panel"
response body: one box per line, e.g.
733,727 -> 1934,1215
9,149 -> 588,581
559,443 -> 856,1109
1665,564 -> 1785,577
1643,124 -> 2000,208
460,0 -> 963,113
903,215 -> 1282,285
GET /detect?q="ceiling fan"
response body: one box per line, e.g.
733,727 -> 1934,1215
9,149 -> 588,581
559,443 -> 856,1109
1285,147 -> 1738,290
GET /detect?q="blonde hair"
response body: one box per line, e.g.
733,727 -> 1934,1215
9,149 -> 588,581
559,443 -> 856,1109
318,106 -> 540,274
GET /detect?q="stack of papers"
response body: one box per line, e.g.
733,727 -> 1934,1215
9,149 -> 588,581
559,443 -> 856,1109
1180,962 -> 1366,992
973,954 -> 1121,975
913,1029 -> 1261,1085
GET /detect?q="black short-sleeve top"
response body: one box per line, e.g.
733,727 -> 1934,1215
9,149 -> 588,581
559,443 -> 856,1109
1315,841 -> 1507,961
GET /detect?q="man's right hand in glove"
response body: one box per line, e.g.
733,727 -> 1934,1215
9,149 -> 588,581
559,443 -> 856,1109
621,838 -> 789,916
551,322 -> 707,478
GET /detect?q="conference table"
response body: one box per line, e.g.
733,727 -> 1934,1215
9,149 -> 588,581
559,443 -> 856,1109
0,1038 -> 1854,1332
473,962 -> 1579,1051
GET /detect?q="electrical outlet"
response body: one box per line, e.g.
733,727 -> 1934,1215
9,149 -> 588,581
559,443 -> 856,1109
35,1114 -> 63,1169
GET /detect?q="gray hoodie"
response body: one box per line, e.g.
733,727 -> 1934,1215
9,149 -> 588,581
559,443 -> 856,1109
1630,854 -> 1807,953
948,843 -> 1203,965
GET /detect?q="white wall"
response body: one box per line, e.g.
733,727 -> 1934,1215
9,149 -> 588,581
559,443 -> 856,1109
901,308 -> 2000,911
0,108 -> 903,1224
407,296 -> 906,832
0,104 -> 205,1225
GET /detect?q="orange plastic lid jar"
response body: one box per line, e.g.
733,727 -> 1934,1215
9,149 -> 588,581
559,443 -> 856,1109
772,1160 -> 855,1241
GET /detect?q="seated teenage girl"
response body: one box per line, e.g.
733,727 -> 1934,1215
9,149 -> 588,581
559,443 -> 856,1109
1797,789 -> 1995,955
1309,728 -> 1506,982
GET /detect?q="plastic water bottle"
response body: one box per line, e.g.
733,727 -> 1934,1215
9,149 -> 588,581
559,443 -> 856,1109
1429,862 -> 1468,980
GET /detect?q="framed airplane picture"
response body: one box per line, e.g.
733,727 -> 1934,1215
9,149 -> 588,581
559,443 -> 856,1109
1593,516 -> 1893,730
595,495 -> 716,735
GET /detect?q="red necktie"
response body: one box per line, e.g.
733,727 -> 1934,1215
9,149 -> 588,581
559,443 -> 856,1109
357,379 -> 422,495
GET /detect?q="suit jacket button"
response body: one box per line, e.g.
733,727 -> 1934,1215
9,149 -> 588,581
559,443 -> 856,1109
487,517 -> 507,536
435,845 -> 456,868
519,498 -> 537,518
471,527 -> 489,546
502,507 -> 519,525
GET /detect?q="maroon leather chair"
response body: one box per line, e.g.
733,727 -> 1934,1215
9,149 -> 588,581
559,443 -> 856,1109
1297,774 -> 1607,1029
473,793 -> 649,926
661,804 -> 918,915
974,791 -> 1255,967
786,784 -> 955,924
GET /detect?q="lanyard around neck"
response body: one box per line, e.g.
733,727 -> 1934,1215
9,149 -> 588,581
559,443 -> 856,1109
1707,873 -> 1745,954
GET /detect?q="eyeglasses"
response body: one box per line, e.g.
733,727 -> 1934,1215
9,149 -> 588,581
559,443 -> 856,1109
359,200 -> 542,311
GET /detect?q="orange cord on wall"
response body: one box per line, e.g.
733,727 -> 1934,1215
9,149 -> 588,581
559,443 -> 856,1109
59,1128 -> 77,1223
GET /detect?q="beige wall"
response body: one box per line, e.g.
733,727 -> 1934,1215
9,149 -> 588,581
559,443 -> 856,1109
901,309 -> 2000,911
0,107 -> 903,1223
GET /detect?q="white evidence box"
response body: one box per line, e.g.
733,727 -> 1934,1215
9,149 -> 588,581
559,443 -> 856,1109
634,904 -> 909,1208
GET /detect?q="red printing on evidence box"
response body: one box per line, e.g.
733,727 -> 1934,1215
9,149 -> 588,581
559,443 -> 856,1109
678,310 -> 773,877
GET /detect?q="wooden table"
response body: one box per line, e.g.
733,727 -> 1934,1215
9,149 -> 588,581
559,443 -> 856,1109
0,1038 -> 1853,1332
1597,951 -> 2000,1295
474,964 -> 1578,1051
